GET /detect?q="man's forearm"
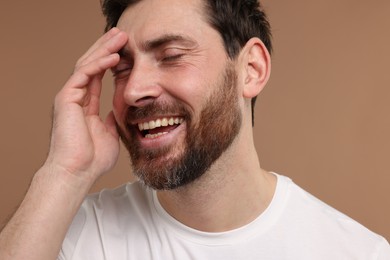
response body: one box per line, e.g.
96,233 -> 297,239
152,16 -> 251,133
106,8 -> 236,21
0,165 -> 93,260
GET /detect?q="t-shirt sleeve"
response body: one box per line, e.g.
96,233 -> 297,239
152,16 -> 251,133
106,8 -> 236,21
375,238 -> 390,260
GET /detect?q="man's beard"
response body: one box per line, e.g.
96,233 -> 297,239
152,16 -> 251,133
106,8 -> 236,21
117,63 -> 242,190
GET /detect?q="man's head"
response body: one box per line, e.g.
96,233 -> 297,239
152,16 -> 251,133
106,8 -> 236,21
102,0 -> 272,126
105,0 -> 272,190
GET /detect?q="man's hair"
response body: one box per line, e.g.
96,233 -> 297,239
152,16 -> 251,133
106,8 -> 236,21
101,0 -> 272,126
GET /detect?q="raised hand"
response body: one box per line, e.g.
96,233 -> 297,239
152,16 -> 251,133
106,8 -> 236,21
46,28 -> 128,183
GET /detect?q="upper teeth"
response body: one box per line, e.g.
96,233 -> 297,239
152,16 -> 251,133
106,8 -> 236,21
138,117 -> 184,131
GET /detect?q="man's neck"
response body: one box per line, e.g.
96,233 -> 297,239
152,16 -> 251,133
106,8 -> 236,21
156,138 -> 277,232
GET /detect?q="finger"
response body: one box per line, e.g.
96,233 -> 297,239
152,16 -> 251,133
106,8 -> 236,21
56,53 -> 119,109
67,53 -> 120,91
78,27 -> 121,63
77,31 -> 127,68
82,76 -> 103,116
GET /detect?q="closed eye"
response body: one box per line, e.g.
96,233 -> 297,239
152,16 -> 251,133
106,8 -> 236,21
112,62 -> 133,79
161,53 -> 185,62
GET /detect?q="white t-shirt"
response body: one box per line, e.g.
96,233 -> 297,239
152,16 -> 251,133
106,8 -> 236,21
59,174 -> 390,259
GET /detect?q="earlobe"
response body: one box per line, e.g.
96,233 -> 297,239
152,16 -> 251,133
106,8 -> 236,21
240,38 -> 271,99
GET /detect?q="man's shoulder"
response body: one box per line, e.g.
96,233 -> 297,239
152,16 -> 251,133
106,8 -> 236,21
277,174 -> 390,257
62,182 -> 154,246
60,182 -> 158,259
82,181 -> 152,215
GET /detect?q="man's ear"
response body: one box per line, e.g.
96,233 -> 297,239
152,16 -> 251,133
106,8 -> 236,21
238,37 -> 271,99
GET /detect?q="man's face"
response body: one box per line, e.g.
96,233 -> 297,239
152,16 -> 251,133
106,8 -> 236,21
113,0 -> 242,189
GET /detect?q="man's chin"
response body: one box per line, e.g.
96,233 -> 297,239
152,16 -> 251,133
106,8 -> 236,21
130,149 -> 187,189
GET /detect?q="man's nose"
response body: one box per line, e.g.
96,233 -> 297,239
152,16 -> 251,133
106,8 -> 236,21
123,62 -> 163,107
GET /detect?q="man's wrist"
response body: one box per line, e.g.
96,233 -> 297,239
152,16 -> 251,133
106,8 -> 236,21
37,162 -> 97,194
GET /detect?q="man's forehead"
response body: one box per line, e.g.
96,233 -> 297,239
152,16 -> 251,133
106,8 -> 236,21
117,0 -> 206,30
116,0 -> 211,50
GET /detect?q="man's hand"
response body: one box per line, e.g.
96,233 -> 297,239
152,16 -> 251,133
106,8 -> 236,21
0,28 -> 128,260
46,27 -> 128,183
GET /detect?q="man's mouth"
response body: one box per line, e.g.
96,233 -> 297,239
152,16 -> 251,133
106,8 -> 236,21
137,117 -> 184,139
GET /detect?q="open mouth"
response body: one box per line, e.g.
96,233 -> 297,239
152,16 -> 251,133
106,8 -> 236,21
137,117 -> 184,139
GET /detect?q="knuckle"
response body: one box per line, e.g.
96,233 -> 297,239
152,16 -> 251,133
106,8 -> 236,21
74,62 -> 83,73
75,57 -> 86,67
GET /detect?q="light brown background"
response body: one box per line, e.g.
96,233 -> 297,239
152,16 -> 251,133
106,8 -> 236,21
0,0 -> 389,240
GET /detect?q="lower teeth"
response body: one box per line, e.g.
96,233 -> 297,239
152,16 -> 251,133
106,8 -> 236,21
145,132 -> 169,139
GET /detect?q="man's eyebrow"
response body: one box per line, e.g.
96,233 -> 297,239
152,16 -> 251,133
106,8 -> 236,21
117,34 -> 197,58
143,34 -> 197,51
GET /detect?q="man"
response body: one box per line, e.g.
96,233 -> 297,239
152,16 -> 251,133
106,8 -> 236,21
0,0 -> 389,259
